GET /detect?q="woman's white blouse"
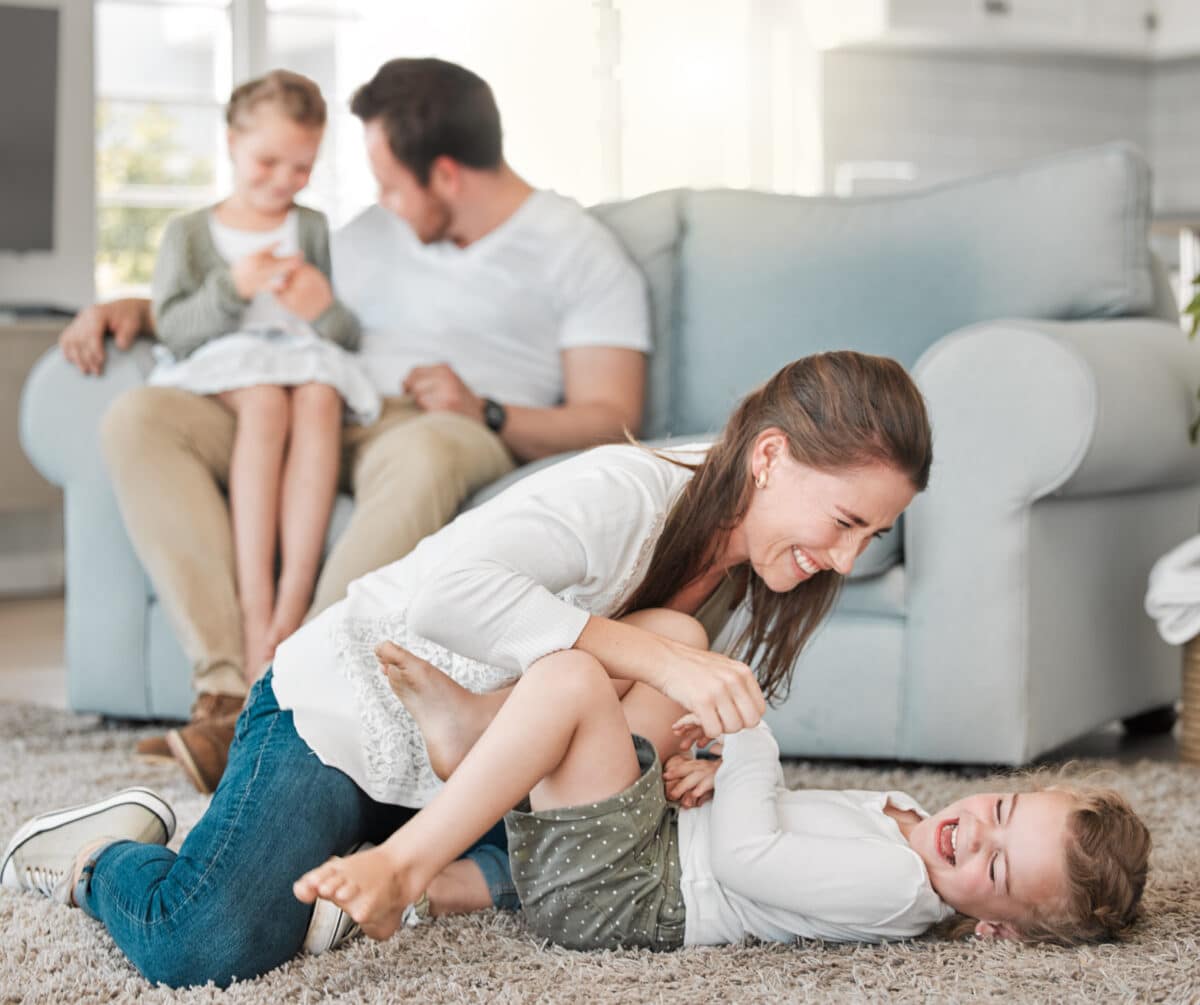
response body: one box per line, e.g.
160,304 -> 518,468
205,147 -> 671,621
679,724 -> 956,945
272,442 -> 709,806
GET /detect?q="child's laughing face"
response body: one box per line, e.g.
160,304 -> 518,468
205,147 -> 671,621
908,789 -> 1075,938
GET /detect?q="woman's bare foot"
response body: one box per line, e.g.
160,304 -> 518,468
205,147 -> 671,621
375,641 -> 505,781
293,843 -> 424,941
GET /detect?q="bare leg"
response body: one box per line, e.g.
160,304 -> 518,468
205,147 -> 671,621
614,610 -> 707,764
425,859 -> 493,918
374,641 -> 510,782
217,386 -> 290,683
294,651 -> 638,939
269,383 -> 342,660
364,610 -> 708,921
378,609 -> 705,782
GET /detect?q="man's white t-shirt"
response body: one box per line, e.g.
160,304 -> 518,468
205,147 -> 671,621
330,190 -> 651,405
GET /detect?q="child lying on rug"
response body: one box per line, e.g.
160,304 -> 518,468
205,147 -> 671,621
294,639 -> 1151,950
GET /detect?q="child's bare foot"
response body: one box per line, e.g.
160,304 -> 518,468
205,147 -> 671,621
375,641 -> 499,781
293,844 -> 423,941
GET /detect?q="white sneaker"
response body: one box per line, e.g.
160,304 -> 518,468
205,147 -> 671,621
1,787 -> 176,904
301,842 -> 376,956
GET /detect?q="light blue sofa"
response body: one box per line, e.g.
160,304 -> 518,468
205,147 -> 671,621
22,143 -> 1200,763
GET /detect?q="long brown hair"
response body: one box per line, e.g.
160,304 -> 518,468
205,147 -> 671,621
617,351 -> 932,702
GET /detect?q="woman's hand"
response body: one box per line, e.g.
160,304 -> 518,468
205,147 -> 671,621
664,750 -> 722,808
573,616 -> 765,743
656,639 -> 765,743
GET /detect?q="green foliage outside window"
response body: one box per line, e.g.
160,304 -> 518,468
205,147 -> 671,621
1185,270 -> 1200,443
96,101 -> 215,293
1186,272 -> 1200,340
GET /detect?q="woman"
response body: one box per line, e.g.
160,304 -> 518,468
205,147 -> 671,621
2,351 -> 931,988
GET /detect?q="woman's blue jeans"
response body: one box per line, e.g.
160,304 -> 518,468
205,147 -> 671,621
76,670 -> 514,988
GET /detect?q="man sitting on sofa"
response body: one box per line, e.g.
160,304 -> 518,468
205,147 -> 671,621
58,57 -> 650,793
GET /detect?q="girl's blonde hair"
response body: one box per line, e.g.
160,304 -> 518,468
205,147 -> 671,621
226,69 -> 326,131
1026,786 -> 1151,944
617,351 -> 932,702
940,785 -> 1151,945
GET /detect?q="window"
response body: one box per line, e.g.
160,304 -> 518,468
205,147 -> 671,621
96,0 -> 229,296
95,0 -> 814,296
95,0 -> 367,297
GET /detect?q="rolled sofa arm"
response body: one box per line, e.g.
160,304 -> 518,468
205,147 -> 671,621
899,317 -> 1200,762
914,318 -> 1200,507
20,338 -> 154,486
19,339 -> 163,717
1033,319 -> 1200,496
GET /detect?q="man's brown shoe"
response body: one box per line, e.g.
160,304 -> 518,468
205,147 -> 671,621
134,693 -> 244,767
165,714 -> 238,795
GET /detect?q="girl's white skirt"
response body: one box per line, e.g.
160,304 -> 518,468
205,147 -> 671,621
148,331 -> 381,425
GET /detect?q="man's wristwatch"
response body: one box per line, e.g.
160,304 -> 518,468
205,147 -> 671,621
482,397 -> 507,433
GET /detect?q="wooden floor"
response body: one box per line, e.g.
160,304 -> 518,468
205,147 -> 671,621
0,593 -> 66,709
0,594 -> 1183,765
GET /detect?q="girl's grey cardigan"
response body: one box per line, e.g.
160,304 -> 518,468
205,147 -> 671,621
150,204 -> 360,359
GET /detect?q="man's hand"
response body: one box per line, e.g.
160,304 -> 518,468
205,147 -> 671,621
231,244 -> 302,301
402,363 -> 485,422
59,299 -> 148,376
274,262 -> 335,322
664,751 -> 722,809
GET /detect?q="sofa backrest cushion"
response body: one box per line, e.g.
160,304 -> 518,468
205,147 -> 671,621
590,189 -> 683,441
669,142 -> 1154,436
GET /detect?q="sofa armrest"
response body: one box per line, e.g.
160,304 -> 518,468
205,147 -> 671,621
914,318 -> 1200,507
19,339 -> 162,717
900,318 -> 1200,761
1035,319 -> 1200,495
19,338 -> 153,486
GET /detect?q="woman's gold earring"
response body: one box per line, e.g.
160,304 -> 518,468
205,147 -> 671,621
755,471 -> 767,489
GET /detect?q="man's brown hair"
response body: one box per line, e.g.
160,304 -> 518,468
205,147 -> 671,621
350,58 -> 502,184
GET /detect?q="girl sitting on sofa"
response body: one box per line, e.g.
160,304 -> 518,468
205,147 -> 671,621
147,69 -> 374,682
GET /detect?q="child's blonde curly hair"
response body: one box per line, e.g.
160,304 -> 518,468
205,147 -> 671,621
1023,786 -> 1150,944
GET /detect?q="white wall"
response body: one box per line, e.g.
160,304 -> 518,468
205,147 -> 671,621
821,48 -> 1151,195
0,0 -> 94,310
819,45 -> 1200,225
1150,58 -> 1200,213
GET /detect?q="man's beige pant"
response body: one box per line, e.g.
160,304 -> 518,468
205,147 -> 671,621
101,390 -> 516,699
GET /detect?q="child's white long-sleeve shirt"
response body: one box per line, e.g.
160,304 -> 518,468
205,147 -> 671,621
678,724 -> 955,945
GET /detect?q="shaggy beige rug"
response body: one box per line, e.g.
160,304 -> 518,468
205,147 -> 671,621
1,702 -> 1198,1005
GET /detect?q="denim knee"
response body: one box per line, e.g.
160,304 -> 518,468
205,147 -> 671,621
463,842 -> 520,912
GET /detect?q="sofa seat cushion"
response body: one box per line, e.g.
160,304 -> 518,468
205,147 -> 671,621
836,564 -> 906,618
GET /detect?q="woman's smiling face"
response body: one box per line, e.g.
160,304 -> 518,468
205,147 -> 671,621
729,429 -> 916,591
